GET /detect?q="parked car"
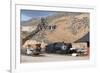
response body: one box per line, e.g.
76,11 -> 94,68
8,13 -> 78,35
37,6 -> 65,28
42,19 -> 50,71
25,44 -> 42,56
69,48 -> 87,56
69,48 -> 77,54
76,48 -> 87,56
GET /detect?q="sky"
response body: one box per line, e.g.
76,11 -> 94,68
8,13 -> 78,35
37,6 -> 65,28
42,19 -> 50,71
21,10 -> 56,21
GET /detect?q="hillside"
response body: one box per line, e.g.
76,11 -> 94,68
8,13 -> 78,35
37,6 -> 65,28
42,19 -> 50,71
21,12 -> 89,44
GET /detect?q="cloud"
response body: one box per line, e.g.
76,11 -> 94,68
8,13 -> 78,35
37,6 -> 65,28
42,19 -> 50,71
21,14 -> 32,21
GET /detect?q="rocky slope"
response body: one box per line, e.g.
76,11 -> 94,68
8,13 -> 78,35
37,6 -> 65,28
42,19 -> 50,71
21,12 -> 89,44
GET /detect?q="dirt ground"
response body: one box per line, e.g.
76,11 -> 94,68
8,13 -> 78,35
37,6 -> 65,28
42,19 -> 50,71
21,53 -> 89,63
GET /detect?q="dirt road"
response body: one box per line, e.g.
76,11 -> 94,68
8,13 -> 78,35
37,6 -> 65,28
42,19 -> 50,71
21,53 -> 89,63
